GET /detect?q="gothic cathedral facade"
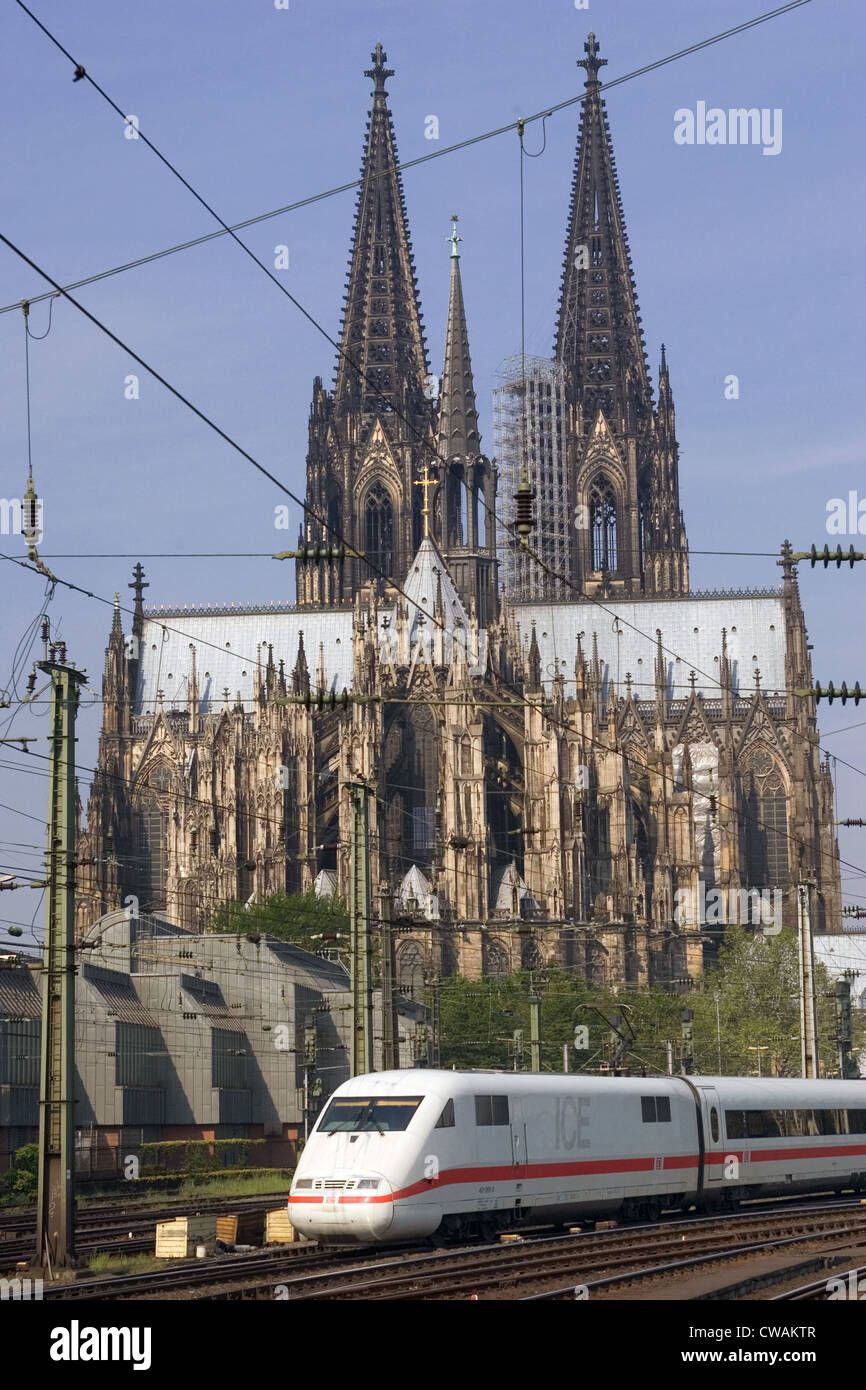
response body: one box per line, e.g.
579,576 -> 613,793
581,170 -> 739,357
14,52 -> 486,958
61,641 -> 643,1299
78,39 -> 841,994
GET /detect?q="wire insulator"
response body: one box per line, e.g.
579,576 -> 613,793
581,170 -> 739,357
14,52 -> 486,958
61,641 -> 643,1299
815,681 -> 863,706
809,543 -> 864,568
514,466 -> 535,539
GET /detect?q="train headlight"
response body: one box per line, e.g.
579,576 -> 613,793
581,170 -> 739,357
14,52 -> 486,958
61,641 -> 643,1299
355,1179 -> 381,1191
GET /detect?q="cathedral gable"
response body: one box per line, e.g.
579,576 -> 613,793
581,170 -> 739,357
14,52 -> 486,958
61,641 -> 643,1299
578,410 -> 627,489
736,695 -> 791,770
672,693 -> 718,750
134,711 -> 183,783
354,419 -> 404,501
617,697 -> 649,750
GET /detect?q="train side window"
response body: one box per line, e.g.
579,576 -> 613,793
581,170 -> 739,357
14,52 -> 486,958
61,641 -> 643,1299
656,1096 -> 671,1123
475,1095 -> 509,1126
725,1110 -> 745,1139
491,1095 -> 509,1125
641,1096 -> 656,1123
849,1109 -> 866,1134
435,1099 -> 455,1129
475,1096 -> 493,1126
747,1110 -> 781,1139
710,1108 -> 720,1143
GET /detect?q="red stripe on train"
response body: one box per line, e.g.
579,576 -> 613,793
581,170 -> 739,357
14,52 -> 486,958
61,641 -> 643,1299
289,1140 -> 866,1205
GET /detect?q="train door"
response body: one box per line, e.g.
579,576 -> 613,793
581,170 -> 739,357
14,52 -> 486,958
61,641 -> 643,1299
699,1085 -> 725,1189
510,1099 -> 527,1179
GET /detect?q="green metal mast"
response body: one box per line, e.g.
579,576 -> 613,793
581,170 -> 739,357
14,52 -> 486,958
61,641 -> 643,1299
349,783 -> 374,1076
529,995 -> 541,1072
36,642 -> 87,1268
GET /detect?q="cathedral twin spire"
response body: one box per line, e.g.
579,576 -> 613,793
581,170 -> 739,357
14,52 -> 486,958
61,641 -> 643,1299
298,35 -> 688,612
553,32 -> 688,597
334,42 -> 428,419
297,45 -> 493,617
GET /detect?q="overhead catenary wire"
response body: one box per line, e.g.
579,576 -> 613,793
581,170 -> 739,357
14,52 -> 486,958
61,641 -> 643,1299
2,0 -> 815,316
3,646 -> 865,899
7,19 -> 826,744
1,0 -> 850,933
0,3 -> 833,727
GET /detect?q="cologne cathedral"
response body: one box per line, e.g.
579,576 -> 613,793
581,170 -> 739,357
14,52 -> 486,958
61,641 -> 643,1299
78,38 -> 841,992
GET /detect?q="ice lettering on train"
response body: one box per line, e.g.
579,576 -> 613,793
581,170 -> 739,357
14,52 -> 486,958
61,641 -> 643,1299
555,1096 -> 590,1150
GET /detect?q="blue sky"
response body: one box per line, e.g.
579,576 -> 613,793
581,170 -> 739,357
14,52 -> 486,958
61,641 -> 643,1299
1,0 -> 864,946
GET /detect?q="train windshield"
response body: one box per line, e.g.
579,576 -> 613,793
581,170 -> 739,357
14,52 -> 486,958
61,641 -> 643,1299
317,1096 -> 424,1133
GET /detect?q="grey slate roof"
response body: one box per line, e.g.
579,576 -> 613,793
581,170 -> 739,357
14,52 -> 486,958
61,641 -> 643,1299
135,608 -> 354,714
511,593 -> 787,702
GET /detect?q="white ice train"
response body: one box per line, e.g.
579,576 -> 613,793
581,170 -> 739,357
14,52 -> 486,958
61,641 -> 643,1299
287,1070 -> 866,1244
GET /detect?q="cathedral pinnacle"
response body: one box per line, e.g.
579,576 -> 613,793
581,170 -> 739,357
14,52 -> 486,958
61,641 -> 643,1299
448,213 -> 462,258
578,32 -> 607,87
364,42 -> 394,98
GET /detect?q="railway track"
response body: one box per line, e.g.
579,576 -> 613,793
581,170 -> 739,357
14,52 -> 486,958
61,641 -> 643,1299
38,1195 -> 866,1301
771,1261 -> 866,1301
0,1194 -> 290,1266
272,1205 -> 866,1302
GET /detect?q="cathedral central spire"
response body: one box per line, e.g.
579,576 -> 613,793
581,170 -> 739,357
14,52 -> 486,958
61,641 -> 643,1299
435,216 -> 497,625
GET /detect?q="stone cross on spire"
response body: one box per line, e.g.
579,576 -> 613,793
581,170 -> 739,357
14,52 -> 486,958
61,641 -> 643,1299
365,42 -> 394,96
578,31 -> 608,85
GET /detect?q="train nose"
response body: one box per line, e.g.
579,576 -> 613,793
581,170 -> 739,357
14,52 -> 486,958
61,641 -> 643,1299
288,1175 -> 394,1243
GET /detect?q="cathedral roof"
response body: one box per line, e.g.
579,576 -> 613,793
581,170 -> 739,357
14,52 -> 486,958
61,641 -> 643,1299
402,536 -> 469,639
511,592 -> 787,703
491,861 -> 538,917
382,535 -> 486,673
134,609 -> 354,713
395,865 -> 440,920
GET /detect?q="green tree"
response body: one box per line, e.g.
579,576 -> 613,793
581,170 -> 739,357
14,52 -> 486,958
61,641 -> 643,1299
436,928 -> 863,1078
0,1142 -> 38,1202
208,888 -> 348,949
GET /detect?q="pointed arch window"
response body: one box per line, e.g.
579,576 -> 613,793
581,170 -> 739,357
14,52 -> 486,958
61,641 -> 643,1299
365,482 -> 394,579
459,733 -> 473,776
133,790 -> 167,912
590,478 -> 618,571
739,750 -> 789,888
396,941 -> 426,999
484,939 -> 510,979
